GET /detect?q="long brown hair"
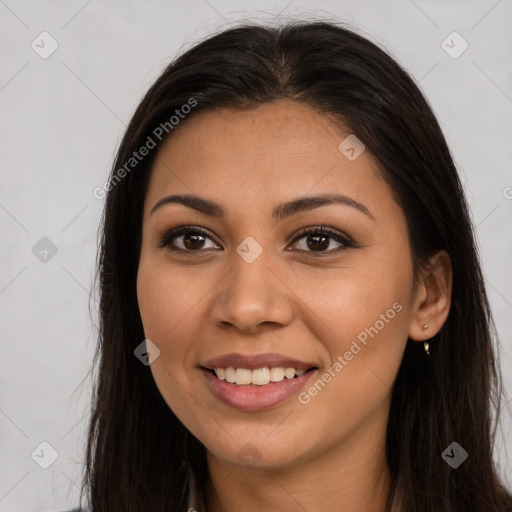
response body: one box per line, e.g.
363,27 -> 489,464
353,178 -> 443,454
79,19 -> 512,511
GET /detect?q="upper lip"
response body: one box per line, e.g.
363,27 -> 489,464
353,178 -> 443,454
201,352 -> 318,371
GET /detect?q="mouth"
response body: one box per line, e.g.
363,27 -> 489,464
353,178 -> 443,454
203,366 -> 318,387
200,365 -> 319,411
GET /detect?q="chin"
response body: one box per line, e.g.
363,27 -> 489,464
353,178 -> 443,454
204,432 -> 315,471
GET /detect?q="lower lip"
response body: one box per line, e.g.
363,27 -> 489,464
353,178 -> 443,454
201,368 -> 317,411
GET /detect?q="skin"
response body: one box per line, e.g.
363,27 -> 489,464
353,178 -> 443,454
136,100 -> 452,512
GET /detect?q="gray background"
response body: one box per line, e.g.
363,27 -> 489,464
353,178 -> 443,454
1,1 -> 511,510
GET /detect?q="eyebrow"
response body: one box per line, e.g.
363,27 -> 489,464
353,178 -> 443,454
150,193 -> 374,221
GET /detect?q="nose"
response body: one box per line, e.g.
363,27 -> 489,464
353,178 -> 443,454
210,249 -> 294,334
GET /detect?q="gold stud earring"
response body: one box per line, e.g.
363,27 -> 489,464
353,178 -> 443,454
422,324 -> 428,330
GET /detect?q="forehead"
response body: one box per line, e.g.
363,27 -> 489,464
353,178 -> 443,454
145,100 -> 396,221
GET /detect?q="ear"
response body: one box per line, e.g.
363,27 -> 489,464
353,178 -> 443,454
408,250 -> 452,342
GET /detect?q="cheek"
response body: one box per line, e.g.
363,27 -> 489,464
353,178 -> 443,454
296,253 -> 411,348
136,259 -> 202,410
294,291 -> 406,443
136,260 -> 207,424
317,282 -> 408,387
297,258 -> 412,427
136,258 -> 204,344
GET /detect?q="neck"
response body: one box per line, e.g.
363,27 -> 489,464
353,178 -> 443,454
203,413 -> 392,512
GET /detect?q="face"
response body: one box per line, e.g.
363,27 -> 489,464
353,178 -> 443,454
136,100 -> 418,470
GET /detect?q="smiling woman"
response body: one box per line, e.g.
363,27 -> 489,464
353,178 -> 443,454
76,19 -> 512,512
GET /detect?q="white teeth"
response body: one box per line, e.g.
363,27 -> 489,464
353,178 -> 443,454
224,367 -> 236,383
251,367 -> 270,385
269,367 -> 285,382
213,366 -> 308,385
235,368 -> 252,385
284,367 -> 295,379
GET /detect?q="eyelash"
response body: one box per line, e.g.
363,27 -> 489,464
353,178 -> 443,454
157,225 -> 355,257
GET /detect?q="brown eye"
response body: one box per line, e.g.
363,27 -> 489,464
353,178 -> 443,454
159,226 -> 219,252
290,226 -> 354,256
158,225 -> 354,256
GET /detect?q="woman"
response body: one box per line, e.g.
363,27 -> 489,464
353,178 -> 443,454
74,19 -> 512,511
